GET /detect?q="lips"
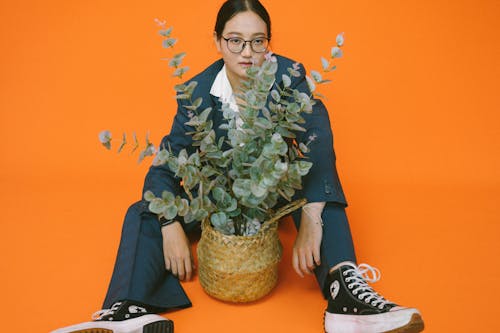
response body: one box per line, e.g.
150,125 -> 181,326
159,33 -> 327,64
239,62 -> 253,67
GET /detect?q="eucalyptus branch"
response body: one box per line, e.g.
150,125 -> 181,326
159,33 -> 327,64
98,21 -> 346,235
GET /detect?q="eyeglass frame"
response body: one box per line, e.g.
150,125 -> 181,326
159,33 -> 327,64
221,36 -> 270,54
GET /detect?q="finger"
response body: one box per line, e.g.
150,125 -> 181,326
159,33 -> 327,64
305,250 -> 315,271
176,257 -> 186,281
165,257 -> 171,271
313,245 -> 321,266
292,249 -> 304,278
185,257 -> 193,281
191,251 -> 196,270
299,251 -> 311,275
170,259 -> 178,277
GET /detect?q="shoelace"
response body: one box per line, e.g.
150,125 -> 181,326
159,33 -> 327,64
91,302 -> 122,320
344,263 -> 392,309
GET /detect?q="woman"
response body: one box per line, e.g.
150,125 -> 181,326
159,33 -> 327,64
51,1 -> 424,332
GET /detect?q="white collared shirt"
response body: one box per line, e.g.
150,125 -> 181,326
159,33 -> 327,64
209,65 -> 243,128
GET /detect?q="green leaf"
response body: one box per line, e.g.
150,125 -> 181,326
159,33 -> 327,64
168,58 -> 181,68
158,27 -> 173,37
299,142 -> 309,153
210,212 -> 227,228
176,93 -> 191,100
162,205 -> 178,220
143,190 -> 156,202
297,160 -> 313,175
178,149 -> 188,165
149,198 -> 166,214
287,68 -> 301,78
173,52 -> 186,61
153,148 -> 169,166
250,181 -> 267,197
336,32 -> 344,46
275,126 -> 295,138
282,74 -> 291,88
271,90 -> 280,102
311,70 -> 322,83
174,84 -> 186,93
254,118 -> 273,130
191,97 -> 202,110
321,57 -> 329,71
163,38 -> 177,48
331,46 -> 343,58
167,158 -> 179,173
225,198 -> 238,212
198,106 -> 212,122
212,187 -> 225,202
232,179 -> 251,198
173,66 -> 189,78
306,76 -> 316,92
287,123 -> 307,132
161,191 -> 175,205
186,80 -> 197,90
176,198 -> 190,216
193,208 -> 208,221
117,133 -> 127,153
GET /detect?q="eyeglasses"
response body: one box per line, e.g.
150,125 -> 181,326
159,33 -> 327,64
222,36 -> 270,53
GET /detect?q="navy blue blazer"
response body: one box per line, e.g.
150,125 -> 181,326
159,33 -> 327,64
142,54 -> 347,211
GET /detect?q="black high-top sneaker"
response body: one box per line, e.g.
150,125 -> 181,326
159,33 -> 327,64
50,301 -> 174,333
324,262 -> 424,333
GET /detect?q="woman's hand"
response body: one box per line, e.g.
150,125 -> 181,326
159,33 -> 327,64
292,202 -> 325,277
161,221 -> 195,281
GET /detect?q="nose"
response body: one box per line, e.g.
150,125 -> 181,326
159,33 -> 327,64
241,41 -> 252,57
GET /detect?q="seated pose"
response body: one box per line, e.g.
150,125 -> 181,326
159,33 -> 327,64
51,1 -> 424,332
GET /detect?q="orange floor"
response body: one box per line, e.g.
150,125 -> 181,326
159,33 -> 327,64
3,176 -> 499,332
1,0 -> 499,332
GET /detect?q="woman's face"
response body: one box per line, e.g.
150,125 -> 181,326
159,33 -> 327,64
214,10 -> 269,89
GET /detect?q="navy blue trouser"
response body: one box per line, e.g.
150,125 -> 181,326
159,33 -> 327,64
102,200 -> 356,311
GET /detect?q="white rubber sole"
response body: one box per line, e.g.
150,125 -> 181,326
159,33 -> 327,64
324,308 -> 424,333
50,314 -> 172,333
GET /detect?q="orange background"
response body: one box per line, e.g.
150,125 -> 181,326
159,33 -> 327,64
1,0 -> 499,332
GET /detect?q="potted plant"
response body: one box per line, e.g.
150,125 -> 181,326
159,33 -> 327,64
99,21 -> 344,302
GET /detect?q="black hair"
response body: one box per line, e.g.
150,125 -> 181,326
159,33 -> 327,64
214,0 -> 271,39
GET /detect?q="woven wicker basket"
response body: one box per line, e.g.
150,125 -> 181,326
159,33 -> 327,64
197,199 -> 306,303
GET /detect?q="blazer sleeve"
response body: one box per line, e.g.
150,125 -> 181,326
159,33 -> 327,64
289,63 -> 348,206
141,97 -> 195,201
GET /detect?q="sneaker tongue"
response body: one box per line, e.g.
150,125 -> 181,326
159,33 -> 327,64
331,261 -> 357,272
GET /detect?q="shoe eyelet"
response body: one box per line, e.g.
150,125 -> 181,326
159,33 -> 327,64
353,291 -> 358,295
365,299 -> 370,303
358,295 -> 363,300
348,284 -> 353,289
371,301 -> 377,306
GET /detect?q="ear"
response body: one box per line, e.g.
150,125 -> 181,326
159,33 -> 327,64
213,31 -> 222,53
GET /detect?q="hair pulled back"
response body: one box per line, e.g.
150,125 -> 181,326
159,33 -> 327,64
214,0 -> 271,39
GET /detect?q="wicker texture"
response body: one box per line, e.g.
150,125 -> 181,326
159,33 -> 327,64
197,199 -> 306,303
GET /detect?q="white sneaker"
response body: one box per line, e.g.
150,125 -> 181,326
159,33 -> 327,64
324,262 -> 424,333
50,301 -> 173,333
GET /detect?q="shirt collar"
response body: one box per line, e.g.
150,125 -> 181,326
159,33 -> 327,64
209,64 -> 277,102
209,64 -> 233,103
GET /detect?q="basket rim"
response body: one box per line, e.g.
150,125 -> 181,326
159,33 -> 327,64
201,198 -> 307,238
